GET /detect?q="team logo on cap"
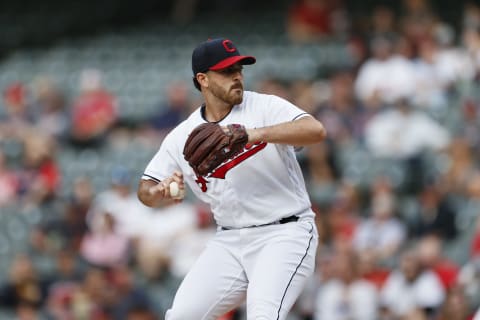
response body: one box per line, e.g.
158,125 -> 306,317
222,40 -> 236,53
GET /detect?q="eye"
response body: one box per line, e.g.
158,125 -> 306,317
220,66 -> 243,75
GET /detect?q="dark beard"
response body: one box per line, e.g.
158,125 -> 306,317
209,81 -> 243,105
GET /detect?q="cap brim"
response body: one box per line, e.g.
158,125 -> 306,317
209,55 -> 256,71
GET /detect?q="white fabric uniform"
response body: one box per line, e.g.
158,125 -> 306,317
474,307 -> 480,320
142,91 -> 318,319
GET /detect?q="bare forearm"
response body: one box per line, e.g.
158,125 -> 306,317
138,180 -> 172,207
247,116 -> 326,146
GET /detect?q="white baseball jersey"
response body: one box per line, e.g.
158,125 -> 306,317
142,90 -> 314,228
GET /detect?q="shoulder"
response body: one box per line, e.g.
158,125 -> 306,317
244,91 -> 296,107
244,90 -> 288,102
243,91 -> 272,104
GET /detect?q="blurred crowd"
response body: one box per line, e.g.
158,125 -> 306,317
1,0 -> 480,319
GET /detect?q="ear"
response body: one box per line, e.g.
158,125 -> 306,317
196,73 -> 208,89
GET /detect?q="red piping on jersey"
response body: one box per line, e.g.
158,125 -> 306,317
210,142 -> 267,179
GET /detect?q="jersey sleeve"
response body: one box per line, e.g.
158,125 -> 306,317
142,133 -> 180,182
263,94 -> 311,126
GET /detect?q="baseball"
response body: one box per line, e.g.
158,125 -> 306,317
169,181 -> 180,197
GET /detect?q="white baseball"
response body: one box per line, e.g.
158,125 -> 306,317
169,181 -> 180,197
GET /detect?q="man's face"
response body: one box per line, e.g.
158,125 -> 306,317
206,63 -> 244,105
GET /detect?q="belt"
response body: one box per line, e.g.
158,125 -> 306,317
220,215 -> 299,231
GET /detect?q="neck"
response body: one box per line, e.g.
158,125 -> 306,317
203,95 -> 234,122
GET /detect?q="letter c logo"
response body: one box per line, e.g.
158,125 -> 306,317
222,40 -> 236,53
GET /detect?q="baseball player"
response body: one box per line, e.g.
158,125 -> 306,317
137,38 -> 326,319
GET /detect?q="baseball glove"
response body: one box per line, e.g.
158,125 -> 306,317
183,123 -> 249,176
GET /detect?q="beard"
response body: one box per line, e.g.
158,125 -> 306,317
209,81 -> 243,105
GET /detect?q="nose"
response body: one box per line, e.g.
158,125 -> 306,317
232,70 -> 243,81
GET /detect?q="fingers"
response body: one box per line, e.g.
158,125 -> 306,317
172,170 -> 185,190
148,171 -> 185,201
148,180 -> 168,197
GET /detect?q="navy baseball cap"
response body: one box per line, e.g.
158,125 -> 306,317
192,38 -> 256,75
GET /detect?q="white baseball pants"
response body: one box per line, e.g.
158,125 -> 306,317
165,218 -> 318,320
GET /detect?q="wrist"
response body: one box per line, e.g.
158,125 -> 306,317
247,127 -> 265,143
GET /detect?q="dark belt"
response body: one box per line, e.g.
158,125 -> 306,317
220,215 -> 299,231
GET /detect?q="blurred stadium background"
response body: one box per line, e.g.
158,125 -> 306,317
1,0 -> 480,319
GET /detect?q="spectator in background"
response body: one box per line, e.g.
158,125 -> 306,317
408,181 -> 457,240
46,249 -> 84,287
0,82 -> 34,139
134,201 -> 199,280
437,287 -> 472,320
458,171 -> 480,233
0,149 -> 19,207
354,35 -> 417,108
166,204 -> 217,279
149,82 -> 190,136
463,2 -> 480,29
441,137 -> 477,196
255,77 -> 291,101
69,69 -> 118,148
364,97 -> 450,159
80,212 -> 130,268
324,182 -> 361,248
0,254 -> 48,310
18,130 -> 61,206
86,166 -> 150,239
463,25 -> 480,75
30,176 -> 92,254
44,250 -> 84,320
399,0 -> 437,53
110,266 -> 155,320
290,79 -> 318,114
412,38 -> 448,109
31,76 -> 68,140
380,249 -> 445,319
64,176 -> 94,250
126,305 -> 157,320
416,234 -> 459,291
357,249 -> 391,290
303,142 -> 339,208
458,255 -> 480,315
314,68 -> 369,144
15,303 -> 44,320
353,177 -> 406,263
368,5 -> 398,40
286,0 -> 339,42
314,250 -> 379,320
457,97 -> 480,153
472,216 -> 480,259
70,267 -> 112,319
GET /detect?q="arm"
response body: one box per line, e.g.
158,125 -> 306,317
137,171 -> 185,208
246,115 -> 326,146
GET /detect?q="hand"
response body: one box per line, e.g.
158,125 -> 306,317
148,171 -> 185,203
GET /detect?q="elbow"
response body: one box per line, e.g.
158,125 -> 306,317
319,125 -> 327,141
137,190 -> 149,207
314,123 -> 327,142
137,185 -> 154,208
